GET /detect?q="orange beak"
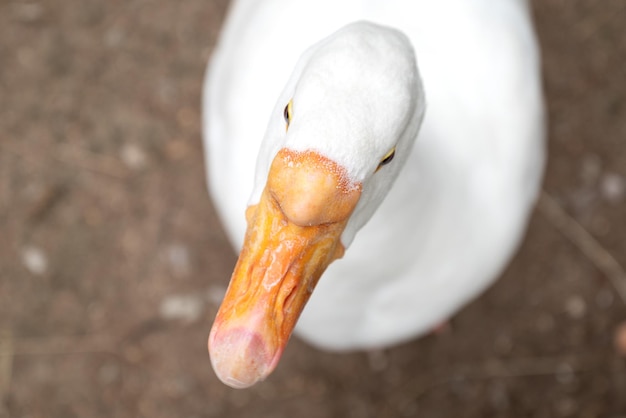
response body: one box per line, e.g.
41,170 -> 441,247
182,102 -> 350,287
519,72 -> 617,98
208,148 -> 362,388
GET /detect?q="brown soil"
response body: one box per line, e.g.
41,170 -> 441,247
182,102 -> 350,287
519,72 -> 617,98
1,1 -> 625,417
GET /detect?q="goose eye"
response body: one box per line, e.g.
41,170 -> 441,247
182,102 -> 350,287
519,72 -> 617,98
376,147 -> 396,172
283,99 -> 293,130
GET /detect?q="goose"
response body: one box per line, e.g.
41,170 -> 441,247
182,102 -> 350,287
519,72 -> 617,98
202,0 -> 545,389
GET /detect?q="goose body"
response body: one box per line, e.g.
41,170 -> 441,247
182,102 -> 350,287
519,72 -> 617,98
203,0 -> 545,388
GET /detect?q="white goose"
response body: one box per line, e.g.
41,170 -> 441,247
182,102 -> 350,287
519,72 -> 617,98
203,0 -> 545,389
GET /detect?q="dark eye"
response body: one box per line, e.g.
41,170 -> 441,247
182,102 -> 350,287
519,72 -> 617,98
376,147 -> 396,172
283,100 -> 293,130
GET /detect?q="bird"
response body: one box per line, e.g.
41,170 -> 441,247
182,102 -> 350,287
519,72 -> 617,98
202,0 -> 545,389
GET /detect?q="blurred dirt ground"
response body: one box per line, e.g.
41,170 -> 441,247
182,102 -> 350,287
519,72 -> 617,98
1,1 -> 626,417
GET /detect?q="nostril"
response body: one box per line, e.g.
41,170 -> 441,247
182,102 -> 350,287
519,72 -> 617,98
283,282 -> 299,314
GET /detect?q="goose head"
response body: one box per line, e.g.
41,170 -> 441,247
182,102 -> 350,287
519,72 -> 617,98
209,21 -> 425,388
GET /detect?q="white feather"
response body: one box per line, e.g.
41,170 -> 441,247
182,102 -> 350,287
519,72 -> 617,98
203,0 -> 545,350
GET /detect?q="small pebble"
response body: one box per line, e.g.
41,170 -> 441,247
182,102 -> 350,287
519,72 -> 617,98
565,295 -> 587,319
159,294 -> 204,323
601,173 -> 625,203
12,2 -> 44,23
120,142 -> 148,170
166,243 -> 191,279
21,246 -> 48,275
104,27 -> 125,48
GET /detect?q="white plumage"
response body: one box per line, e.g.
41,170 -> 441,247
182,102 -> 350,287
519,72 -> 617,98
203,0 -> 544,386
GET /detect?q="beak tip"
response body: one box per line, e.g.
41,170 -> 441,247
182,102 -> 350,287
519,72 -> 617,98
208,326 -> 277,389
